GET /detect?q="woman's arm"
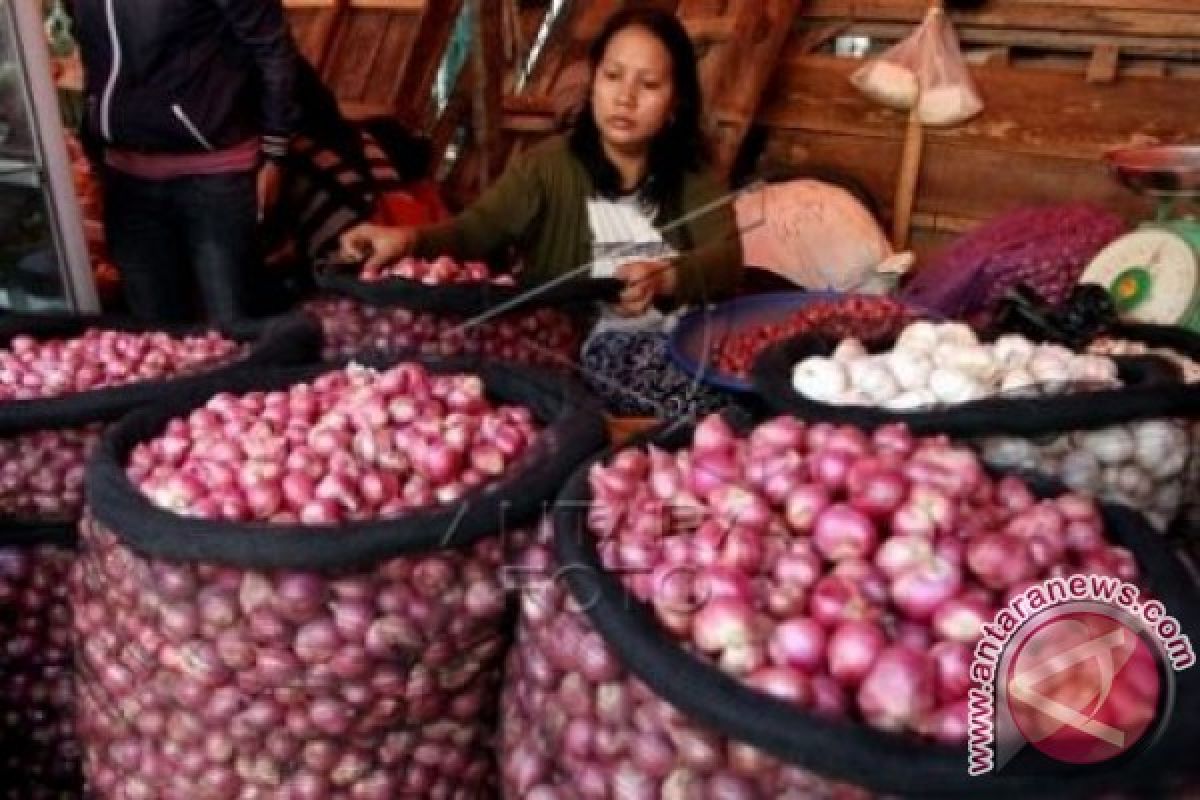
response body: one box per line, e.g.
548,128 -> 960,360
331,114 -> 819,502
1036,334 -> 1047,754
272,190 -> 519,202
341,143 -> 549,268
414,147 -> 547,261
671,171 -> 744,304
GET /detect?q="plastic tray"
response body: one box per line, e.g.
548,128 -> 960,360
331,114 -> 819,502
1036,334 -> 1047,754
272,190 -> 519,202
668,290 -> 848,393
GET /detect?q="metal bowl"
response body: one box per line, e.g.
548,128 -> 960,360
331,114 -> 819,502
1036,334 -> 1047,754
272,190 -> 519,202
1105,145 -> 1200,196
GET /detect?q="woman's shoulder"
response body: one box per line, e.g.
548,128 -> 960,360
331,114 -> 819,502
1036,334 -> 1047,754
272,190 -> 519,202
515,134 -> 579,172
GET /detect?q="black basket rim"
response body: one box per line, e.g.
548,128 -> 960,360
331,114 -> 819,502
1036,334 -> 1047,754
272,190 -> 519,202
552,417 -> 1200,798
86,354 -> 606,571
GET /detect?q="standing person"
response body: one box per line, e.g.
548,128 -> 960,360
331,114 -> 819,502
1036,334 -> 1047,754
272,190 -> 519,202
68,0 -> 298,324
340,8 -> 742,415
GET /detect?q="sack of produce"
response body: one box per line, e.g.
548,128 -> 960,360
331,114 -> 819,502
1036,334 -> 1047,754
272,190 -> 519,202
851,6 -> 983,127
753,320 -> 1199,531
0,312 -> 320,796
500,414 -> 1199,798
899,205 -> 1125,323
1086,323 -> 1200,532
733,180 -> 911,294
304,256 -> 592,367
74,356 -> 605,799
0,523 -> 79,797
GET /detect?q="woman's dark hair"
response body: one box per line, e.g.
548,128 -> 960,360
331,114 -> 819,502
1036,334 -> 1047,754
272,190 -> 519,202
569,8 -> 709,211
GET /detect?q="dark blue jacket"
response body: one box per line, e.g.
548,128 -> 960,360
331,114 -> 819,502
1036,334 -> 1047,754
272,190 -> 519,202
68,0 -> 297,159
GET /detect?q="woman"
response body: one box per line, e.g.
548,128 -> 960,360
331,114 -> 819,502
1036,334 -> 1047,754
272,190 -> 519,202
341,8 -> 742,414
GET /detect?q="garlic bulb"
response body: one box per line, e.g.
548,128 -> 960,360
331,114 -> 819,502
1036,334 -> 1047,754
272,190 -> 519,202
852,362 -> 900,404
1133,419 -> 1189,479
980,436 -> 1038,469
992,335 -> 1035,370
935,322 -> 979,348
999,369 -> 1036,395
929,368 -> 984,405
832,338 -> 869,364
887,351 -> 934,391
1079,426 -> 1135,465
885,389 -> 938,411
792,358 -> 848,403
894,321 -> 940,354
1060,449 -> 1101,492
1069,355 -> 1120,387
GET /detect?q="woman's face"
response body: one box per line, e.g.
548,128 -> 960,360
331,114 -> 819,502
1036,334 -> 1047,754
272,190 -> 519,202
591,25 -> 675,154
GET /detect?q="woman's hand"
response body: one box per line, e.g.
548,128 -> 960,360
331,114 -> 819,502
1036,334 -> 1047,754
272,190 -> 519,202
338,224 -> 419,272
615,259 -> 677,316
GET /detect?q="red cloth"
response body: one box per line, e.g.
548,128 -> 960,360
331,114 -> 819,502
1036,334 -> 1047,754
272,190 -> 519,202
371,179 -> 449,227
105,138 -> 260,181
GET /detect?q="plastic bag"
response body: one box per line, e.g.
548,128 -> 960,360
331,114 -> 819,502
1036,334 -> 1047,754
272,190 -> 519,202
851,6 -> 983,127
735,179 -> 914,293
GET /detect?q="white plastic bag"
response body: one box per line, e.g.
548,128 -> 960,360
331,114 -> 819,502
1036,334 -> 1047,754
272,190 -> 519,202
735,179 -> 914,293
851,6 -> 983,127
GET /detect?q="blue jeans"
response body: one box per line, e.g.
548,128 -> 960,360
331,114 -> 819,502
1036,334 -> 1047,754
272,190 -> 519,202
103,169 -> 258,325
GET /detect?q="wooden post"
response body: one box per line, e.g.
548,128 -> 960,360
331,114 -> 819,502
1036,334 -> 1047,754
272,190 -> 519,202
891,0 -> 940,250
471,0 -> 506,189
892,106 -> 924,250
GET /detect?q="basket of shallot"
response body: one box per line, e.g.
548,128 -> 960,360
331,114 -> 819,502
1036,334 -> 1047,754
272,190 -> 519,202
499,414 -> 1200,799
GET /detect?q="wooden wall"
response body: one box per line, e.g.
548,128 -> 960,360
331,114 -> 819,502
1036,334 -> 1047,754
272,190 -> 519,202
283,0 -> 432,118
284,0 -> 1200,256
762,0 -> 1200,256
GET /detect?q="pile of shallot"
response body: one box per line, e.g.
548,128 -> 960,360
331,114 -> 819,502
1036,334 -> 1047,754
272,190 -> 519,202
130,362 -> 539,524
305,297 -> 578,365
0,330 -> 241,402
0,544 -> 80,797
792,321 -> 1119,409
73,362 -> 547,799
498,416 -> 1146,799
585,416 -> 1138,743
0,426 -> 100,519
360,255 -> 515,287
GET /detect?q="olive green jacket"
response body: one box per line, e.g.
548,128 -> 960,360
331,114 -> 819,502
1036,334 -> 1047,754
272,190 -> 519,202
415,136 -> 743,304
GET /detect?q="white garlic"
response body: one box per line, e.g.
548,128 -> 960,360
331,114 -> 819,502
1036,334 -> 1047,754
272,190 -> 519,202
935,322 -> 979,348
894,321 -> 940,354
1060,449 -> 1102,492
792,357 -> 848,403
1080,426 -> 1136,465
886,351 -> 934,391
979,436 -> 1038,469
992,335 -> 1035,371
832,338 -> 869,364
885,389 -> 938,411
929,368 -> 984,405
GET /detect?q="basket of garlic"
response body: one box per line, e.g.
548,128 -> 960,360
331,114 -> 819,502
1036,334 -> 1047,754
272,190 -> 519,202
752,320 -> 1200,531
1087,323 -> 1200,534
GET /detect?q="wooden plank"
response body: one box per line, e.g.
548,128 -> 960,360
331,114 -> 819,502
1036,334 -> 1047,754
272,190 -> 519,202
1086,43 -> 1121,83
325,10 -> 392,101
802,1 -> 1200,38
392,0 -> 466,128
761,55 -> 1200,161
362,12 -> 417,107
349,0 -> 423,9
813,20 -> 1200,59
473,0 -> 507,187
763,130 -> 1156,225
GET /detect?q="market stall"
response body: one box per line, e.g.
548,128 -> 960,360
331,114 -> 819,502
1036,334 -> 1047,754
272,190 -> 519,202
2,0 -> 1199,796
